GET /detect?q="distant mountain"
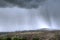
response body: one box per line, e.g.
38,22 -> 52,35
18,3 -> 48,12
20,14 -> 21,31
40,28 -> 50,30
15,28 -> 55,33
15,28 -> 60,33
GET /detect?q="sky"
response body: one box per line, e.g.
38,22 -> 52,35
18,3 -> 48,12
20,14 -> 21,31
0,0 -> 60,32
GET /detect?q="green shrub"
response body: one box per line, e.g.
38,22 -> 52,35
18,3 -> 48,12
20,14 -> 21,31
13,37 -> 20,40
49,38 -> 56,40
19,38 -> 21,40
39,37 -> 45,40
3,37 -> 11,40
0,38 -> 2,40
33,37 -> 39,40
22,37 -> 27,40
55,34 -> 60,40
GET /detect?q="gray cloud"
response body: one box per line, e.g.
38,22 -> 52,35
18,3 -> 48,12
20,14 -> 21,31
0,0 -> 46,8
0,0 -> 60,32
48,0 -> 60,28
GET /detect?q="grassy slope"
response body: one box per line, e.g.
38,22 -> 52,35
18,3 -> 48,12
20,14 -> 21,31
0,30 -> 60,40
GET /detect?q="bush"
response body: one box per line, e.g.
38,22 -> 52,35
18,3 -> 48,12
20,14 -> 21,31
22,37 -> 27,40
33,37 -> 39,40
55,34 -> 60,40
49,38 -> 56,40
19,38 -> 21,40
0,38 -> 2,40
13,37 -> 20,40
3,37 -> 11,40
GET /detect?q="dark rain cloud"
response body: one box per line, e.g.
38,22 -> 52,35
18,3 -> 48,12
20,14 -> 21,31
3,0 -> 45,8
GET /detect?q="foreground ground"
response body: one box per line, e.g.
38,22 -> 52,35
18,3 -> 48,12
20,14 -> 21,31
0,30 -> 60,40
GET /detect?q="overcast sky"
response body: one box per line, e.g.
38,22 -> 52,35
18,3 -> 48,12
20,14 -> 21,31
0,0 -> 60,32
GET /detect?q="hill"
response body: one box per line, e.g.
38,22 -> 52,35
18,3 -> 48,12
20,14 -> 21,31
0,29 -> 60,40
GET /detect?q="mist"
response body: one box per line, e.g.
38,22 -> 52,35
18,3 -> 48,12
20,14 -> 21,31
0,0 -> 60,32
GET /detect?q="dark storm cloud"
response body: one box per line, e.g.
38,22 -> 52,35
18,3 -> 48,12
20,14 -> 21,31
0,0 -> 15,7
4,0 -> 46,8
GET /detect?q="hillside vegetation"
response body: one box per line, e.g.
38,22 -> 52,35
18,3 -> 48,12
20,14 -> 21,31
0,30 -> 60,40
